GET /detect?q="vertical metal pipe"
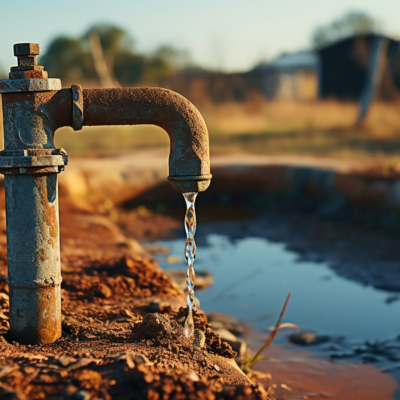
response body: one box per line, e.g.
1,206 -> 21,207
5,173 -> 61,344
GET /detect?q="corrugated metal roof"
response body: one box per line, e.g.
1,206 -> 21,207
253,50 -> 318,72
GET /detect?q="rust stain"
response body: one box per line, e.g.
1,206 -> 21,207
82,88 -> 211,185
37,248 -> 47,263
10,286 -> 61,345
33,175 -> 58,244
35,286 -> 61,344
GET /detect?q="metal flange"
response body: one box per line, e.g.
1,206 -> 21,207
71,84 -> 84,130
0,78 -> 62,93
0,149 -> 68,175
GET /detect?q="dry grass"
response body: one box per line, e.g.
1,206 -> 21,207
55,124 -> 169,155
202,99 -> 400,160
1,96 -> 400,160
202,100 -> 400,138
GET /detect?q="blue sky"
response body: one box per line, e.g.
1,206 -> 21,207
0,0 -> 399,73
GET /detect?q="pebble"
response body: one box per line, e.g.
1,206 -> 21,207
214,365 -> 220,372
290,332 -> 330,346
73,390 -> 90,400
212,327 -> 247,360
165,269 -> 214,291
134,354 -> 150,364
193,329 -> 206,349
182,371 -> 200,381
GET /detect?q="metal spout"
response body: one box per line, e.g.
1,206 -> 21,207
82,88 -> 212,193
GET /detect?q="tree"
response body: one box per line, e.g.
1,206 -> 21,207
114,52 -> 147,84
153,45 -> 191,69
312,11 -> 381,47
83,23 -> 135,72
40,36 -> 92,80
38,24 -> 200,85
145,45 -> 193,84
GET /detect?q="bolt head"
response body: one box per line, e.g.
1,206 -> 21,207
13,43 -> 40,56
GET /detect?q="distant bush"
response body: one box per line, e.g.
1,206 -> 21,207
312,11 -> 381,47
39,23 -> 202,86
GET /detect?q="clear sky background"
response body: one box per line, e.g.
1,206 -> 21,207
0,0 -> 399,74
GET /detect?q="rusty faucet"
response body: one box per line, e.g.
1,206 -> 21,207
0,43 -> 211,344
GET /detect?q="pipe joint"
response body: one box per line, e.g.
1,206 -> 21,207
83,87 -> 212,193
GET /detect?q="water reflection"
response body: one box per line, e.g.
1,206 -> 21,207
154,234 -> 400,341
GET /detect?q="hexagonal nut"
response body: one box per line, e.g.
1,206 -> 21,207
10,65 -> 44,72
9,69 -> 48,80
14,43 -> 40,56
18,56 -> 37,67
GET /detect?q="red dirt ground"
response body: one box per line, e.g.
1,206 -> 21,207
0,188 -> 268,400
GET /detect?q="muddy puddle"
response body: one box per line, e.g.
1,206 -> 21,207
148,216 -> 400,399
154,233 -> 400,340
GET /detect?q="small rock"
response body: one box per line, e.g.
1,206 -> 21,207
182,370 -> 199,381
213,328 -> 247,360
361,354 -> 381,363
73,390 -> 90,400
385,295 -> 399,304
213,328 -> 237,342
134,354 -> 151,364
165,269 -> 214,291
57,355 -> 77,367
207,312 -> 245,336
290,332 -> 330,346
145,301 -> 161,313
126,354 -> 135,369
330,351 -> 355,359
193,329 -> 206,348
93,283 -> 112,299
214,364 -> 220,372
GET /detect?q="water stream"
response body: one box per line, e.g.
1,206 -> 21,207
182,192 -> 198,339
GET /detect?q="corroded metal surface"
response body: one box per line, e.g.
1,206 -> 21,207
14,43 -> 40,56
71,84 -> 83,131
5,174 -> 61,344
83,88 -> 212,193
1,90 -> 72,150
0,42 -> 70,343
0,78 -> 62,93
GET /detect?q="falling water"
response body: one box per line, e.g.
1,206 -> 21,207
183,192 -> 198,339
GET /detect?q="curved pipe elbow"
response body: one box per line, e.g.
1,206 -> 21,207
82,88 -> 211,193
